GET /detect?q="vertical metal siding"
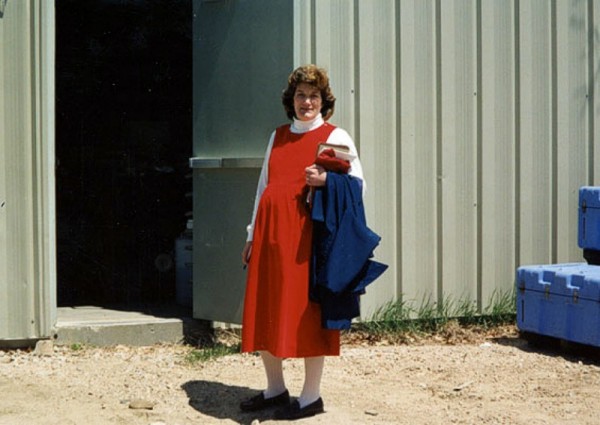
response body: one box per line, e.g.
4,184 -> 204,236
0,0 -> 35,339
294,0 -> 600,315
518,0 -> 553,266
480,0 -> 516,303
398,0 -> 438,305
0,0 -> 56,341
37,0 -> 57,337
595,0 -> 600,184
556,0 -> 589,262
293,1 -> 313,65
0,0 -> 6,333
356,0 -> 398,317
439,0 -> 479,304
314,1 -> 357,136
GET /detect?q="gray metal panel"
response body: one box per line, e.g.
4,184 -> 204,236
313,0 -> 356,137
35,0 -> 57,337
0,0 -> 6,337
0,0 -> 36,339
595,0 -> 600,185
355,0 -> 398,318
398,0 -> 438,305
480,0 -> 516,302
295,0 -> 599,316
0,0 -> 56,341
193,168 -> 260,324
293,0 -> 313,66
555,0 -> 589,263
189,157 -> 264,169
518,0 -> 553,266
439,0 -> 478,302
193,0 -> 293,159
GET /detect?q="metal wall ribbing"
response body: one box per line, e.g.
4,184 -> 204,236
294,0 -> 600,316
0,0 -> 55,341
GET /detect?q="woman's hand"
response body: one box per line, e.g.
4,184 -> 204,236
242,241 -> 253,266
305,164 -> 327,187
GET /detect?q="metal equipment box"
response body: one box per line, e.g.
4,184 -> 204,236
516,263 -> 600,347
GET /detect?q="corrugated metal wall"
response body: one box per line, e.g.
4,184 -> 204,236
294,0 -> 600,317
0,0 -> 56,341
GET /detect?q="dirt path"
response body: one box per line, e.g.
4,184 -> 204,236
1,326 -> 599,425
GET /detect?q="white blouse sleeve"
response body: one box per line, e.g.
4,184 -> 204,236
326,127 -> 367,194
246,131 -> 276,242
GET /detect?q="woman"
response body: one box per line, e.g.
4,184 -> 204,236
240,64 -> 365,420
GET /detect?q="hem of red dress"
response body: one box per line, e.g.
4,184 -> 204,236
241,345 -> 340,358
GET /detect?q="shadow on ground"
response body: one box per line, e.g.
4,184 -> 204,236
181,380 -> 276,424
492,332 -> 600,366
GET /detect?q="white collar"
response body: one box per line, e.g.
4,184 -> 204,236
290,114 -> 324,133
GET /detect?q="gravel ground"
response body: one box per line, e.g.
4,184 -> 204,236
1,324 -> 599,425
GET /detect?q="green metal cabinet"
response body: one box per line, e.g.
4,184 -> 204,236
191,0 -> 293,323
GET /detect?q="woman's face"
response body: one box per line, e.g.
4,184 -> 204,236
293,83 -> 323,121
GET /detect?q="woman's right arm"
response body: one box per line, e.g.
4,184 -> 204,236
242,131 -> 276,264
242,241 -> 253,266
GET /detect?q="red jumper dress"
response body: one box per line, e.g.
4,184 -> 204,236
241,122 -> 341,358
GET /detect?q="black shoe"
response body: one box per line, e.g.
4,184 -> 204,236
240,390 -> 290,412
274,398 -> 324,420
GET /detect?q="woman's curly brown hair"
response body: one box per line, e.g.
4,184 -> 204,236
282,65 -> 336,121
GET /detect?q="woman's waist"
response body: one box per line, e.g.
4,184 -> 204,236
261,182 -> 309,201
265,181 -> 306,190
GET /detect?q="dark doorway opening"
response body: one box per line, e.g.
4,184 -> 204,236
55,0 -> 192,310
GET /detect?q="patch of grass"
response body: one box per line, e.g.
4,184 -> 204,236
184,343 -> 240,364
356,289 -> 516,339
70,343 -> 84,351
473,289 -> 517,327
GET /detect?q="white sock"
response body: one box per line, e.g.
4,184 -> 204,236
259,350 -> 287,398
298,356 -> 324,408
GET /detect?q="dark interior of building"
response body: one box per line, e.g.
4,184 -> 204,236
55,0 -> 192,308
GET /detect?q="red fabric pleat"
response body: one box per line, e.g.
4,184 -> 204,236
241,123 -> 340,358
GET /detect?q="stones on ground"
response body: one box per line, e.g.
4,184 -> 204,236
34,340 -> 54,356
251,420 -> 261,425
0,355 -> 11,364
129,399 -> 155,410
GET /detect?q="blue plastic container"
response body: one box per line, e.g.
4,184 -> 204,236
578,186 -> 600,250
516,262 -> 600,347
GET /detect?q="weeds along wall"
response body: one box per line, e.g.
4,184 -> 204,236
292,1 -> 600,318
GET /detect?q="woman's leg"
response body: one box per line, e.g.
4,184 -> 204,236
299,356 -> 325,408
260,350 -> 287,397
240,350 -> 289,412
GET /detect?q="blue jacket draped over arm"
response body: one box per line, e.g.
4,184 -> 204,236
310,173 -> 388,330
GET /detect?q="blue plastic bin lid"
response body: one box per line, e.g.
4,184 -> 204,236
579,186 -> 600,209
517,263 -> 600,301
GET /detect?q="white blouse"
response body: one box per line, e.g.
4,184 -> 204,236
246,114 -> 365,242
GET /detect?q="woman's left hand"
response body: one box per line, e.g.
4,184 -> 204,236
305,164 -> 327,187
